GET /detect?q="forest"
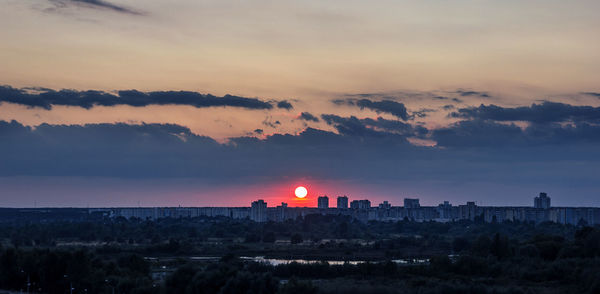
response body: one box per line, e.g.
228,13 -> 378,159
1,215 -> 600,293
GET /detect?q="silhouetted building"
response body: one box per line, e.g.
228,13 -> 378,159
378,201 -> 391,209
534,192 -> 551,209
459,201 -> 477,221
337,196 -> 348,209
250,199 -> 267,222
102,200 -> 600,225
361,200 -> 371,209
275,202 -> 288,222
404,198 -> 420,209
101,190 -> 600,225
437,201 -> 452,219
350,199 -> 371,209
317,196 -> 329,209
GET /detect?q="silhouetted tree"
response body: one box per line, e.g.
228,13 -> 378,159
452,237 -> 471,253
291,234 -> 303,244
263,232 -> 276,243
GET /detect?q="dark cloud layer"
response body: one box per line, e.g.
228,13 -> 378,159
1,117 -> 600,203
1,119 -> 599,187
0,120 -> 411,179
432,119 -> 600,148
333,99 -> 409,120
0,85 -> 275,110
451,102 -> 600,123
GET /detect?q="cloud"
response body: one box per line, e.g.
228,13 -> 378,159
277,100 -> 293,110
2,119 -> 600,202
261,116 -> 280,128
298,112 -> 319,122
0,120 -> 222,177
355,99 -> 409,120
433,96 -> 462,103
0,120 -> 409,178
411,108 -> 436,119
432,119 -> 600,148
321,114 -> 425,137
582,92 -> 600,98
432,120 -> 526,148
455,90 -> 491,98
321,115 -> 389,137
332,98 -> 409,120
48,0 -> 142,15
450,102 -> 600,123
0,85 -> 276,110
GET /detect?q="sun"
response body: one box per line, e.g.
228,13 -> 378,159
294,186 -> 308,198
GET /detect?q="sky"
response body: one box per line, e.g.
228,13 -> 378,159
1,0 -> 600,207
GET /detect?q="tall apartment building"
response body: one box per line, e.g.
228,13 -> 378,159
317,196 -> 329,209
250,199 -> 267,222
275,202 -> 288,222
404,198 -> 420,209
534,192 -> 551,209
459,201 -> 478,221
337,196 -> 349,209
437,201 -> 453,219
378,201 -> 391,209
350,199 -> 371,209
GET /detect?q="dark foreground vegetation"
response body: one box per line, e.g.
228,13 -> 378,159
1,215 -> 600,293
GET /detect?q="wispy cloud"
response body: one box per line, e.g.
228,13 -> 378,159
332,98 -> 409,120
582,92 -> 600,99
48,0 -> 143,15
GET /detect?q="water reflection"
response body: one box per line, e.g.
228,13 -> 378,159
240,256 -> 429,266
165,256 -> 431,266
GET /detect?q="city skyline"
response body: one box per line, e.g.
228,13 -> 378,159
0,173 -> 598,207
88,192 -> 600,226
0,187 -> 592,209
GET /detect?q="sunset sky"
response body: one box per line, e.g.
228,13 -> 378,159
1,0 -> 600,207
